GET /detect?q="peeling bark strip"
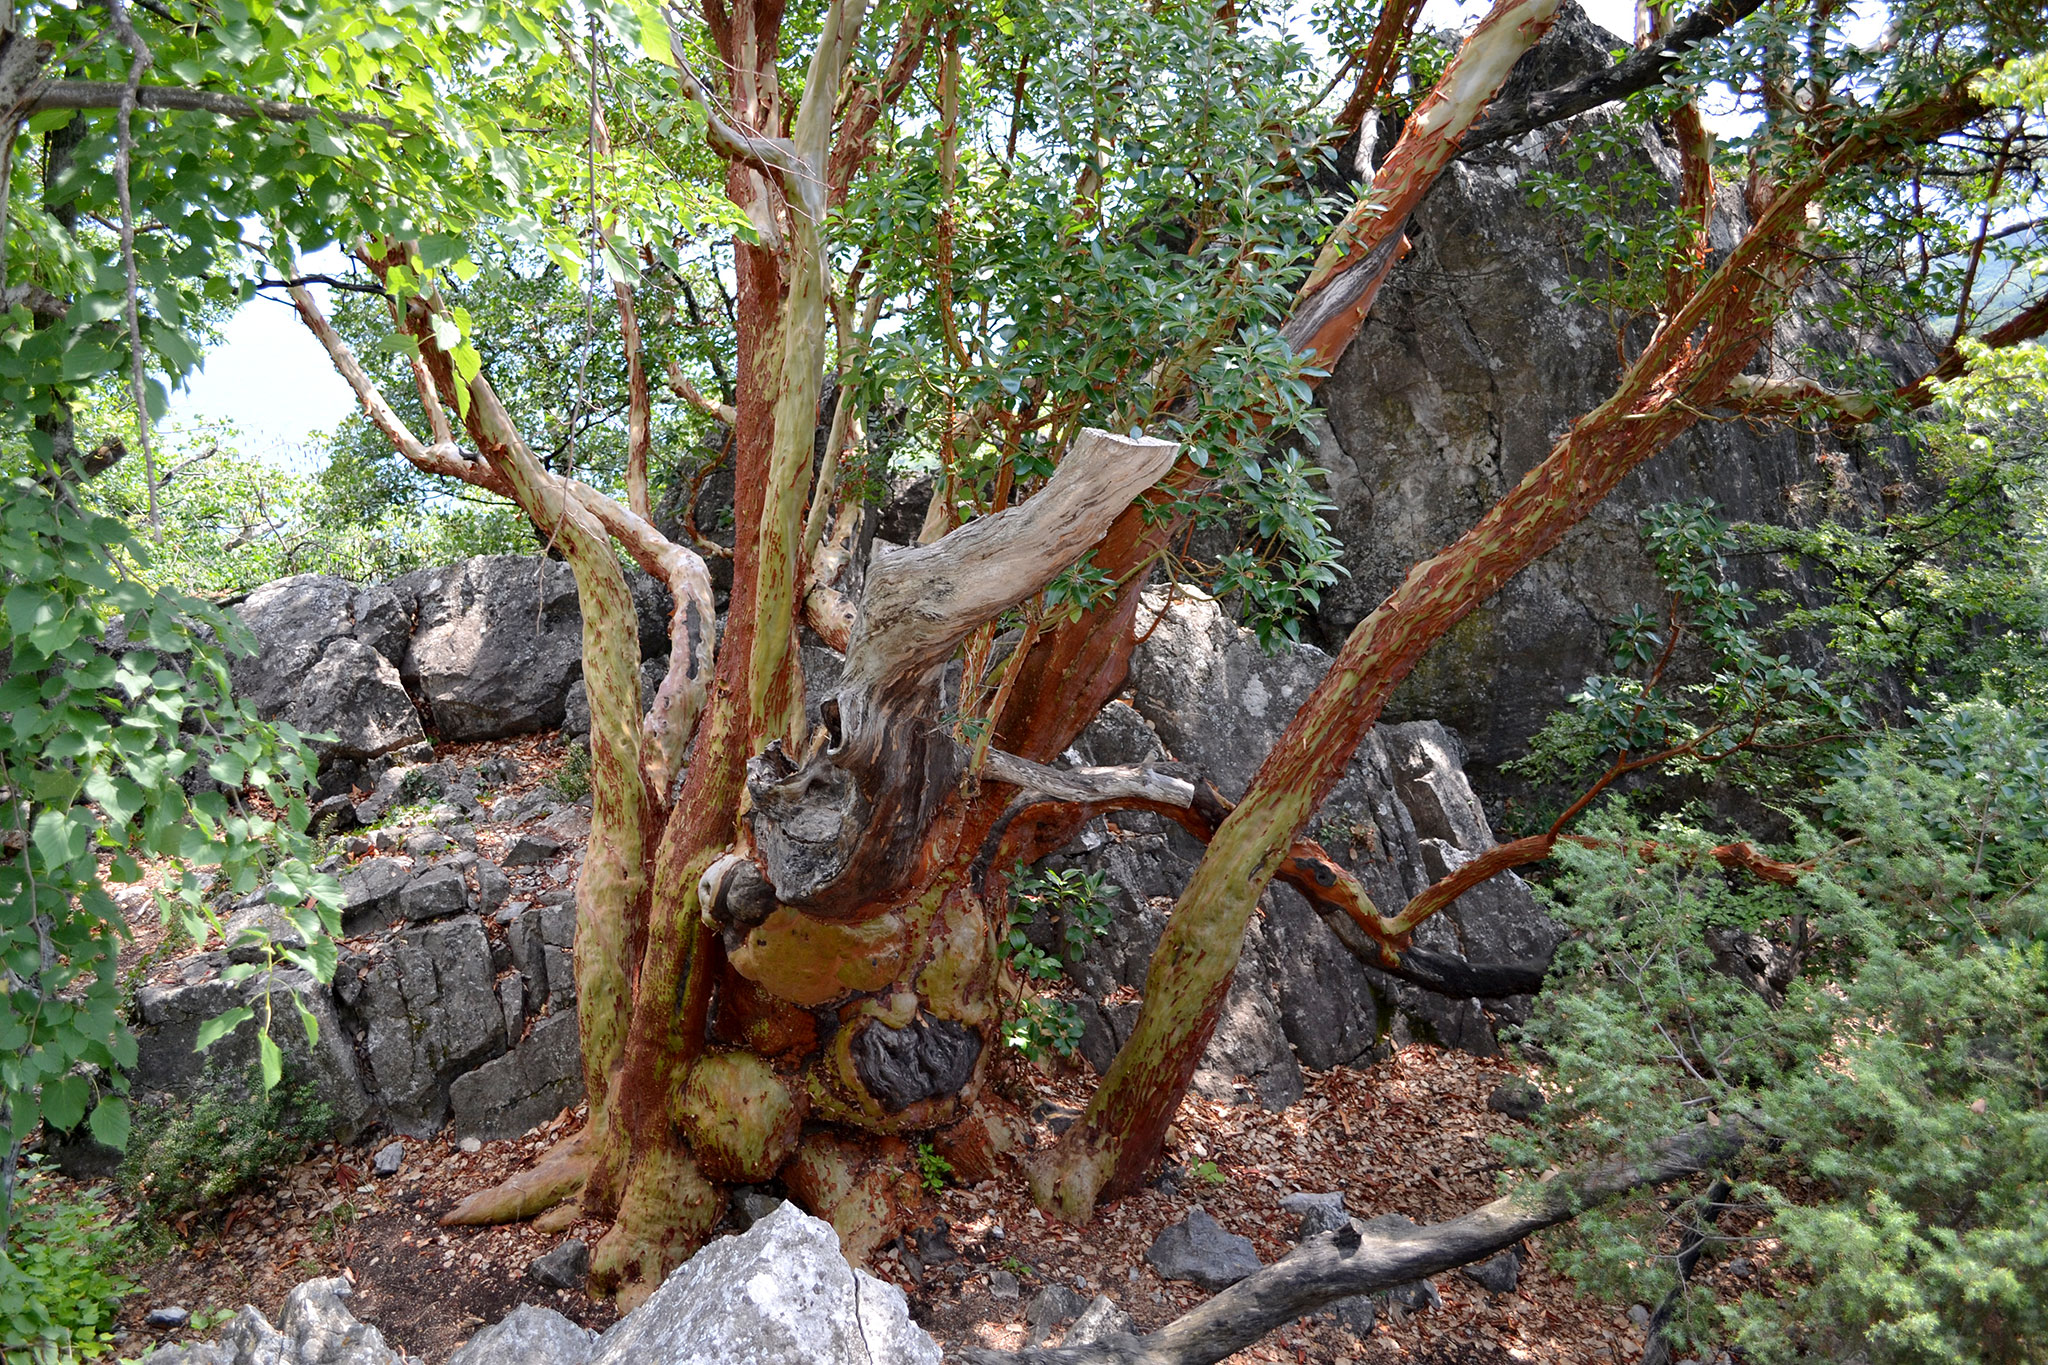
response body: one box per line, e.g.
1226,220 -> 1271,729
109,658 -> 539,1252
1284,0 -> 1564,370
972,1127 -> 1743,1365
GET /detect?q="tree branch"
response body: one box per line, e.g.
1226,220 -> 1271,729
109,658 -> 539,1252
27,79 -> 394,128
838,427 -> 1179,745
1459,0 -> 1768,155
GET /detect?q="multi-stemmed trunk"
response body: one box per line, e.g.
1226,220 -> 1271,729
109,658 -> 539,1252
287,0 -> 1998,1308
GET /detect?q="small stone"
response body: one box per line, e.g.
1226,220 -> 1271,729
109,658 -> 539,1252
475,860 -> 512,915
1144,1207 -> 1263,1291
729,1188 -> 785,1232
367,828 -> 402,852
528,1239 -> 590,1290
404,828 -> 452,860
311,794 -> 360,835
504,831 -> 568,867
372,1141 -> 405,1177
1459,1249 -> 1520,1294
1024,1283 -> 1086,1344
459,1136 -> 482,1154
1726,1256 -> 1755,1278
1487,1078 -> 1546,1121
342,836 -> 372,856
144,1306 -> 189,1329
399,865 -> 470,922
1331,1294 -> 1376,1336
1061,1294 -> 1137,1348
1279,1190 -> 1349,1240
1384,1277 -> 1441,1313
989,1269 -> 1020,1300
1629,1303 -> 1652,1328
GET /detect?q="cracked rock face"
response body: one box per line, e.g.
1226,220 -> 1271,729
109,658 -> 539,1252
1306,63 -> 1915,794
228,575 -> 426,771
1059,594 -> 1561,1066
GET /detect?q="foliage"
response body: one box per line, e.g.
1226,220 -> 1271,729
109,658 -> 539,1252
0,1160 -> 132,1362
1510,499 -> 1863,821
119,1073 -> 333,1227
1188,1158 -> 1226,1187
551,741 -> 594,802
1510,700 -> 2048,1364
1743,343 -> 2048,712
842,0 -> 1348,642
996,864 -> 1117,1061
913,1140 -> 954,1194
0,466 -> 339,1241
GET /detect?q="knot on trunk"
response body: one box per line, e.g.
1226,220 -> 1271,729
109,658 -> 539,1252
851,1012 -> 984,1112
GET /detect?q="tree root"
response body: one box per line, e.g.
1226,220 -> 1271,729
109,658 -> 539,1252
440,1129 -> 593,1226
588,1144 -> 724,1310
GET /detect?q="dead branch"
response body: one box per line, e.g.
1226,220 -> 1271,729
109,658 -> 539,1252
1459,0 -> 1768,155
962,1126 -> 1746,1365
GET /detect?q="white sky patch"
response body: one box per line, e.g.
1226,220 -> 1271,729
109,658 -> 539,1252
164,242 -> 359,473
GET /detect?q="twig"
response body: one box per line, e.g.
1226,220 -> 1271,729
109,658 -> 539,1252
106,0 -> 158,538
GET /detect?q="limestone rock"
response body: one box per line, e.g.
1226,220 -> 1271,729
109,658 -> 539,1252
399,865 -> 470,922
396,556 -> 586,741
1025,1283 -> 1086,1344
228,576 -> 426,777
339,858 -> 408,935
1061,1294 -> 1139,1348
1144,1208 -> 1263,1291
583,1203 -> 941,1365
1303,33 -> 1915,795
446,1306 -> 595,1365
1122,594 -> 1562,1055
353,916 -> 503,1133
139,1278 -> 404,1365
132,968 -> 372,1139
1280,1190 -> 1350,1240
527,1239 -> 591,1290
448,1011 -> 584,1141
1461,1249 -> 1521,1294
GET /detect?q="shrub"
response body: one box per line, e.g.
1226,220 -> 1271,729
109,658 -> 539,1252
119,1074 -> 332,1227
0,1160 -> 132,1361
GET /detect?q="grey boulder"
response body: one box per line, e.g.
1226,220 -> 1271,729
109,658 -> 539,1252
446,1306 -> 595,1365
397,556 -> 586,741
1061,1295 -> 1139,1348
229,577 -> 426,768
448,1008 -> 584,1141
1144,1208 -> 1263,1291
140,1277 -> 404,1365
1279,1190 -> 1350,1240
584,1203 -> 940,1365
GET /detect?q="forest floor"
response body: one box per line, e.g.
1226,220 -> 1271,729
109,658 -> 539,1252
54,735 -> 1784,1365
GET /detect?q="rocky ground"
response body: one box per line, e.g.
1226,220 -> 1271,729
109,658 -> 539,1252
88,1046 -> 1736,1365
44,730 -> 1789,1364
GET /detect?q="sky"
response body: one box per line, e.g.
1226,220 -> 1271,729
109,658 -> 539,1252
161,0 -> 1645,466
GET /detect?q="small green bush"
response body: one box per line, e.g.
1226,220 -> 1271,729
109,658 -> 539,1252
551,741 -> 592,802
119,1075 -> 332,1227
0,1160 -> 133,1361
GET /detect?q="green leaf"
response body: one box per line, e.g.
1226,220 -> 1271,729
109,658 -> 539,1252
41,1074 -> 88,1132
194,1006 -> 253,1052
87,1096 -> 130,1151
257,1031 -> 283,1090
